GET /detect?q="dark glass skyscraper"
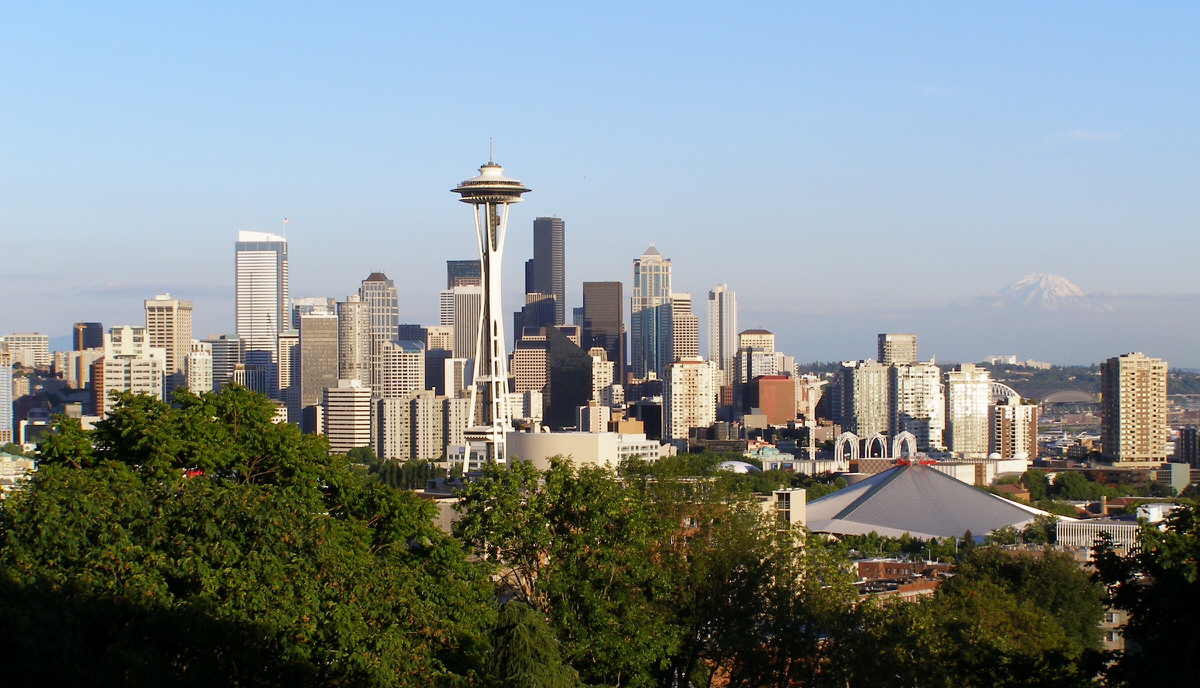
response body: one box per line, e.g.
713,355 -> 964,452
582,281 -> 625,384
526,217 -> 565,325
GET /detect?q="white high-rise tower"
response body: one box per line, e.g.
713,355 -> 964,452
235,230 -> 288,394
706,284 -> 737,387
451,158 -> 530,465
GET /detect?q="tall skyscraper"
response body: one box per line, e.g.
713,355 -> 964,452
73,322 -> 103,351
337,295 -> 371,387
878,333 -> 918,367
144,293 -> 193,397
1101,352 -> 1168,464
527,217 -> 565,325
582,281 -> 625,384
235,231 -> 289,389
671,293 -> 699,360
706,285 -> 737,387
358,272 -> 399,387
631,244 -> 672,379
944,363 -> 991,457
451,158 -> 530,464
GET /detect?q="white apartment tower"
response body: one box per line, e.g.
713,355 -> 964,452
838,360 -> 890,437
101,325 -> 166,416
664,357 -> 718,441
944,363 -> 992,458
706,285 -> 738,387
185,341 -> 213,394
144,293 -> 193,397
337,295 -> 372,387
889,361 -> 945,452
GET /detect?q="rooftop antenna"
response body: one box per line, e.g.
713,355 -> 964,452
488,138 -> 494,163
282,217 -> 289,241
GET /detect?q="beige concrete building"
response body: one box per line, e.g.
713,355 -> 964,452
145,294 -> 193,397
1101,352 -> 1168,464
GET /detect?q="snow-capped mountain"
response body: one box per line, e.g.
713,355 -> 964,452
993,273 -> 1106,312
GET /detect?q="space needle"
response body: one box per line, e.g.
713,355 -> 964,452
452,156 -> 530,465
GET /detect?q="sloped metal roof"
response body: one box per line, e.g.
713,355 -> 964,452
806,464 -> 1049,540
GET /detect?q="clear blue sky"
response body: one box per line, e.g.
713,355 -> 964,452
3,2 -> 1198,365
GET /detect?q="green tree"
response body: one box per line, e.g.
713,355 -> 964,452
487,602 -> 582,688
2,386 -> 494,687
846,547 -> 1102,688
1093,504 -> 1200,686
455,459 -> 859,687
1023,469 -> 1050,501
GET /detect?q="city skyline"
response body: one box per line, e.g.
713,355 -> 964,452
4,4 -> 1199,366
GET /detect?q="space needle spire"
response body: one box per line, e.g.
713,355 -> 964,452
452,157 -> 530,466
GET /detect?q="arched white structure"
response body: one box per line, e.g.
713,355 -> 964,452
991,382 -> 1021,403
835,432 -> 860,463
892,431 -> 917,458
864,432 -> 888,458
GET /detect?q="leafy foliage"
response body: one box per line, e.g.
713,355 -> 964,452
2,387 -> 494,687
455,459 -> 857,687
1093,504 -> 1200,686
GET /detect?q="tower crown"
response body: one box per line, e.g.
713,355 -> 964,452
453,162 -> 530,204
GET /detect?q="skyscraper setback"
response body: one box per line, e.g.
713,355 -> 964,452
526,217 -> 565,325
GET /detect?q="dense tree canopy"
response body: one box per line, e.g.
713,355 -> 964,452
2,387 -> 494,687
454,459 -> 857,687
2,387 -> 1122,687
